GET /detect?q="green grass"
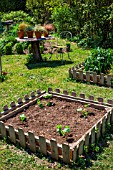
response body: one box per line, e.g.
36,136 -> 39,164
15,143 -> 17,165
0,42 -> 113,169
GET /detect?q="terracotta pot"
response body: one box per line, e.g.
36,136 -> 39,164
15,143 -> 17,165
17,31 -> 24,39
43,32 -> 49,37
26,31 -> 34,38
35,31 -> 41,39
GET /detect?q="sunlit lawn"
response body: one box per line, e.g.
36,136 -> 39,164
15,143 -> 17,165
0,41 -> 113,169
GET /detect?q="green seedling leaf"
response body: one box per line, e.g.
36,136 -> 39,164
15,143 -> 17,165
63,126 -> 70,133
77,107 -> 83,112
37,99 -> 44,108
20,114 -> 26,121
56,125 -> 70,136
82,109 -> 88,117
44,93 -> 53,99
84,104 -> 90,108
46,101 -> 55,107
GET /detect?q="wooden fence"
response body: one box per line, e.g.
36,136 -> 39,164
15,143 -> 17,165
0,88 -> 113,163
69,63 -> 113,88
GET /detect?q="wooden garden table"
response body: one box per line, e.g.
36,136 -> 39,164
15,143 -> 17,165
16,36 -> 54,62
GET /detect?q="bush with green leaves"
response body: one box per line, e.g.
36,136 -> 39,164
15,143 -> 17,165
84,47 -> 113,74
3,43 -> 13,55
51,5 -> 76,34
15,43 -> 23,54
2,11 -> 34,25
0,36 -> 16,55
26,54 -> 35,64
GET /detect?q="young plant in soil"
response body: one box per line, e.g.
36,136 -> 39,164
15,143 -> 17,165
56,125 -> 70,136
43,93 -> 53,99
37,99 -> 44,108
77,107 -> 89,118
46,101 -> 55,107
20,114 -> 26,121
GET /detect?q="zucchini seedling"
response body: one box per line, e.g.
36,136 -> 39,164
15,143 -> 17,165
56,125 -> 70,136
20,114 -> 26,121
37,99 -> 44,108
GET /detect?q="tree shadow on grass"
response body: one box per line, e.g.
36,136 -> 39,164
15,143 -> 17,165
25,60 -> 73,70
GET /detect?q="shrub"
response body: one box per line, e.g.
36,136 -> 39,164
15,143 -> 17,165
0,36 -> 16,54
84,47 -> 113,74
26,54 -> 35,64
15,43 -> 23,54
2,11 -> 34,24
28,44 -> 32,53
3,43 -> 12,55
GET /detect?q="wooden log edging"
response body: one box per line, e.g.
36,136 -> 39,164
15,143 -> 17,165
0,88 -> 113,164
69,63 -> 113,88
0,90 -> 46,119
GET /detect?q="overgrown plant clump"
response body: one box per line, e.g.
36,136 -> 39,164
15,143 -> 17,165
84,47 -> 113,74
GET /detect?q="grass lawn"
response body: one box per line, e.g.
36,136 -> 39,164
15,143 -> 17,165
0,42 -> 113,169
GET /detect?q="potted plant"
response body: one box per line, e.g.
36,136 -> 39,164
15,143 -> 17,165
34,25 -> 47,39
43,23 -> 55,37
25,25 -> 34,38
17,22 -> 28,39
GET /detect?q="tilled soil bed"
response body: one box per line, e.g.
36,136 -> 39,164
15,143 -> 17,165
4,97 -> 106,145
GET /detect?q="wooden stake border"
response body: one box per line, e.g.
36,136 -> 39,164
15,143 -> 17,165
69,63 -> 113,88
0,88 -> 113,163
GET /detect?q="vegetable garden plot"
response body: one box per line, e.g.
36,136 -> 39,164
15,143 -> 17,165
0,88 -> 113,163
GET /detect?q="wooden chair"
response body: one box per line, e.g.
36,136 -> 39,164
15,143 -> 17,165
54,31 -> 72,60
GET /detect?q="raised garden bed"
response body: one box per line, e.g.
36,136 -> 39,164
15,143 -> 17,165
0,88 -> 113,163
69,63 -> 113,88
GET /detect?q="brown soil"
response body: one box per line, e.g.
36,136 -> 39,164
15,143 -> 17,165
4,97 -> 106,145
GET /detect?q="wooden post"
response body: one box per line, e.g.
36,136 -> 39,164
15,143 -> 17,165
106,75 -> 111,87
39,136 -> 47,155
50,139 -> 58,160
28,131 -> 36,152
62,143 -> 70,163
0,121 -> 6,137
93,72 -> 97,84
102,117 -> 106,135
91,127 -> 95,144
9,125 -> 16,144
78,140 -> 84,155
73,145 -> 78,162
86,71 -> 90,82
18,128 -> 26,149
96,122 -> 101,141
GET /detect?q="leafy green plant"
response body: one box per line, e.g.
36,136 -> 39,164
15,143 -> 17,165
77,107 -> 89,118
37,99 -> 44,108
84,47 -> 113,74
56,125 -> 70,136
3,42 -> 12,55
20,114 -> 26,121
44,93 -> 52,99
46,101 -> 55,107
15,43 -> 23,54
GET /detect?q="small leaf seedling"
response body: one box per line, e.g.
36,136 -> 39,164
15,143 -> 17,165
46,101 -> 55,107
77,107 -> 89,118
56,125 -> 70,136
37,99 -> 44,108
44,93 -> 53,99
20,114 -> 26,121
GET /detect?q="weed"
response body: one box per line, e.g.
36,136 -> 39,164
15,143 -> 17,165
20,114 -> 26,121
